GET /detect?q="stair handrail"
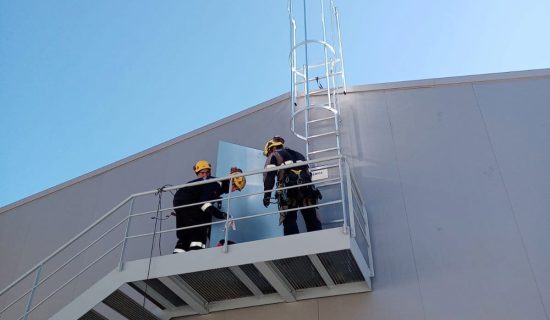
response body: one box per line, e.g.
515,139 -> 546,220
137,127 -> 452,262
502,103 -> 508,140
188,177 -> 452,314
343,158 -> 374,277
2,154 -> 367,320
0,155 -> 343,299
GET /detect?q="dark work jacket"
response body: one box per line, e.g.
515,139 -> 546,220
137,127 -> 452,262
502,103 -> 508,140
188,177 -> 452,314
263,148 -> 308,198
173,175 -> 230,222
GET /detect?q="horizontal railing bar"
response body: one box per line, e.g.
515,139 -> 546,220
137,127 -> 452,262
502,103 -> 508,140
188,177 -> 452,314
346,160 -> 368,210
156,155 -> 342,194
3,156 -> 348,318
0,285 -> 32,315
0,155 -> 342,298
0,179 -> 341,313
129,177 -> 342,219
2,216 -> 128,315
127,200 -> 343,240
34,216 -> 129,288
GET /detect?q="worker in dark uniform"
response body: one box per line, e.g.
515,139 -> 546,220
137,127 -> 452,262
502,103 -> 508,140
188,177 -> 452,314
173,161 -> 246,253
262,137 -> 322,235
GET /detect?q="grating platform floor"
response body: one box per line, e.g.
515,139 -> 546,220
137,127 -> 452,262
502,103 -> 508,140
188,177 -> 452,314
62,228 -> 371,320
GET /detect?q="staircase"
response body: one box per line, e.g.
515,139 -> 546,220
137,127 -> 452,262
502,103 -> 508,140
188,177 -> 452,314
0,2 -> 374,318
0,157 -> 373,320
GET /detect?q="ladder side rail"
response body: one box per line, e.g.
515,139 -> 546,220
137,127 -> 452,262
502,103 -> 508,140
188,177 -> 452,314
301,0 -> 312,159
319,0 -> 333,125
334,5 -> 347,92
290,10 -> 297,135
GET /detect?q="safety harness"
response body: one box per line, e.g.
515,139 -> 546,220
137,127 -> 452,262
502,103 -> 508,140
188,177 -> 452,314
272,151 -> 322,209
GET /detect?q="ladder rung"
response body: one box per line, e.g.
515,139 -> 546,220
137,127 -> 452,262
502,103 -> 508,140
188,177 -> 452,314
292,87 -> 345,98
308,147 -> 339,155
308,116 -> 336,124
293,103 -> 336,111
306,131 -> 338,139
308,103 -> 332,108
294,74 -> 341,86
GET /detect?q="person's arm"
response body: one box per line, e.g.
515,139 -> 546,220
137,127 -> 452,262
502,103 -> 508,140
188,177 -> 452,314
200,202 -> 228,220
263,155 -> 278,207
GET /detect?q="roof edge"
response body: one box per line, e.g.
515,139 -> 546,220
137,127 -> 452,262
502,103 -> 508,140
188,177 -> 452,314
0,92 -> 290,214
4,67 -> 550,214
346,68 -> 550,93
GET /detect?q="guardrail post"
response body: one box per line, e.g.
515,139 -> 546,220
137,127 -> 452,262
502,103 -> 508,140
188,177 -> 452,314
223,177 -> 234,253
344,160 -> 356,238
338,158 -> 349,234
22,264 -> 42,320
118,198 -> 135,271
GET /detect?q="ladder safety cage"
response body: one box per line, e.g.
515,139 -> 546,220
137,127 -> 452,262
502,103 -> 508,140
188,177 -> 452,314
288,0 -> 347,162
0,155 -> 372,320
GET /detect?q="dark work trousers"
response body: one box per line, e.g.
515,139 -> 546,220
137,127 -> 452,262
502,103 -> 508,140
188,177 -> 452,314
175,209 -> 208,251
282,206 -> 322,236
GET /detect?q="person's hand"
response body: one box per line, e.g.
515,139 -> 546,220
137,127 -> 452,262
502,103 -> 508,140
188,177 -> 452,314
263,197 -> 271,207
225,214 -> 236,230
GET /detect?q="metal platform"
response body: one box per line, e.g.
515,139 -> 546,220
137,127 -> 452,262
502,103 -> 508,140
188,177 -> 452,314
1,156 -> 373,320
52,228 -> 370,320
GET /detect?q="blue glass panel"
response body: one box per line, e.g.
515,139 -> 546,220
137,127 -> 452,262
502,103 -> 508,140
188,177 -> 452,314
210,141 -> 282,247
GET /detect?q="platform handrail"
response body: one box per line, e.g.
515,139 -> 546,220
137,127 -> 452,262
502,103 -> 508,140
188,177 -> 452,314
0,154 -> 372,319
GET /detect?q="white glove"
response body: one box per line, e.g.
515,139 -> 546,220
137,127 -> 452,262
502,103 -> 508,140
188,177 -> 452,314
225,214 -> 236,231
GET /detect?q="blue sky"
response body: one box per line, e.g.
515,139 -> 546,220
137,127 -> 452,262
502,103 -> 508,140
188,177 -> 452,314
1,0 -> 549,208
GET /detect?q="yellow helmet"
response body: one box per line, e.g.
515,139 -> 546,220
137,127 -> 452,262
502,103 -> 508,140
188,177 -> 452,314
263,136 -> 285,156
193,160 -> 211,173
231,172 -> 246,191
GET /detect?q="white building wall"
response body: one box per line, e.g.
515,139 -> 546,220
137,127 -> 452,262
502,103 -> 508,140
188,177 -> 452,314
1,69 -> 549,320
338,72 -> 550,319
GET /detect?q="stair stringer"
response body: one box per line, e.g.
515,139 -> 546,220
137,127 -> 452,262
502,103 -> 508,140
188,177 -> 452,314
50,228 -> 364,320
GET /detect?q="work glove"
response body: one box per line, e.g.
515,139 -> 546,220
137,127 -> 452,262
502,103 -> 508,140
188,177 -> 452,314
315,188 -> 323,200
225,214 -> 236,230
263,196 -> 271,208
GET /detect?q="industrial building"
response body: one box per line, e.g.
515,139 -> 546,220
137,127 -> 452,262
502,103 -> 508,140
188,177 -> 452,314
1,1 -> 549,319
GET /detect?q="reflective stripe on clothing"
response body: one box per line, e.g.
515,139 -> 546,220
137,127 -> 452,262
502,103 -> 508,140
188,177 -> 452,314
201,202 -> 212,211
190,241 -> 206,248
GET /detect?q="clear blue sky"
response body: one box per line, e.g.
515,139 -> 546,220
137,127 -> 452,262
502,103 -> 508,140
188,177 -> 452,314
1,0 -> 549,208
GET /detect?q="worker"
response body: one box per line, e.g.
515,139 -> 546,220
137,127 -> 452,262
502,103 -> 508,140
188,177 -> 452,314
173,161 -> 246,253
262,136 -> 322,235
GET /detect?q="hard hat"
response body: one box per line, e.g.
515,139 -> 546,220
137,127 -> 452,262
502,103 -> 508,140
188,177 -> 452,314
263,136 -> 285,156
231,172 -> 246,191
193,160 -> 211,173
